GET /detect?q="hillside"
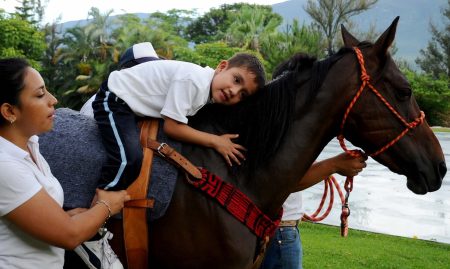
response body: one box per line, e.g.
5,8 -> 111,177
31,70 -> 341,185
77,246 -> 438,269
272,0 -> 447,64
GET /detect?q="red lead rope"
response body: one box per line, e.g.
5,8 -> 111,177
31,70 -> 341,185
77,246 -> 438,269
304,47 -> 425,237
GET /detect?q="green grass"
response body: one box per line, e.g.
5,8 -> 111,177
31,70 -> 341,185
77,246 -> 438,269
431,126 -> 450,133
301,222 -> 450,269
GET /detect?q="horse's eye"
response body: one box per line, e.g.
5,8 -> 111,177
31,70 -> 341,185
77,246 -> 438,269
395,87 -> 412,101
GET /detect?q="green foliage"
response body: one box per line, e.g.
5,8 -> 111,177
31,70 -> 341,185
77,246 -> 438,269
404,69 -> 450,126
0,12 -> 46,68
185,3 -> 275,44
150,9 -> 195,39
112,13 -> 189,60
13,0 -> 46,25
224,5 -> 283,53
173,42 -> 269,75
260,20 -> 325,75
415,0 -> 449,78
302,222 -> 450,269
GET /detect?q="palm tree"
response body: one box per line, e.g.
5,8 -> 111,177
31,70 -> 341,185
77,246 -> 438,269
224,5 -> 282,53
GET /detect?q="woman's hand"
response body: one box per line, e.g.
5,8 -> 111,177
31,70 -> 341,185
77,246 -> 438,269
212,134 -> 246,166
95,189 -> 130,216
331,152 -> 367,177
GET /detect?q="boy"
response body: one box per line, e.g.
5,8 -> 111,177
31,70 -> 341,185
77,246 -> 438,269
93,50 -> 266,191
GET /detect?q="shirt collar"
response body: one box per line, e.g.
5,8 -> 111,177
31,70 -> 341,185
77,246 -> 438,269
0,135 -> 39,160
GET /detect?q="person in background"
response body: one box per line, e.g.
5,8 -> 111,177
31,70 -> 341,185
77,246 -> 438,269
0,58 -> 130,269
260,152 -> 367,269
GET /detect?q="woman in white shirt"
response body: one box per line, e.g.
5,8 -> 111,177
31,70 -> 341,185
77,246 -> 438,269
0,58 -> 130,269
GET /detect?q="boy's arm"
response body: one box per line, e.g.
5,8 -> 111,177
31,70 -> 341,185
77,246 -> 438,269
163,117 -> 246,166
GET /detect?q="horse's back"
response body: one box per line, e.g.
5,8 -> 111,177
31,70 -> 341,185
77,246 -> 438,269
39,108 -> 106,208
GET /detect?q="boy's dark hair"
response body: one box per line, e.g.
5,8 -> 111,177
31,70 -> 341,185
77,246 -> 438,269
0,58 -> 30,125
227,53 -> 266,89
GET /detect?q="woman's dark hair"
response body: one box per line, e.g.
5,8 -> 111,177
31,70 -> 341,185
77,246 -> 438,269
0,58 -> 30,124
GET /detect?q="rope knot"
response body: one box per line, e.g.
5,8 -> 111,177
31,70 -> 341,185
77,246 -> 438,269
361,73 -> 370,82
408,111 -> 425,129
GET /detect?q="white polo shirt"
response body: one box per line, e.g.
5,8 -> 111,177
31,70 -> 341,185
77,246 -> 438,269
282,192 -> 303,221
0,135 -> 64,269
108,60 -> 215,124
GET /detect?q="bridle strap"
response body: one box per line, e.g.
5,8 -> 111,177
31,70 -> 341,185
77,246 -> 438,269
338,47 -> 425,158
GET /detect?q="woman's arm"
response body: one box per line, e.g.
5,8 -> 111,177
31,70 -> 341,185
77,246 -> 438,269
295,152 -> 367,191
6,188 -> 129,250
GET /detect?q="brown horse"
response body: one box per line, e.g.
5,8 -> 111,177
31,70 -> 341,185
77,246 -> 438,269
41,17 -> 446,269
143,17 -> 446,268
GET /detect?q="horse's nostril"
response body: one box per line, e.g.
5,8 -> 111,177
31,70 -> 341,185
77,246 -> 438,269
438,161 -> 447,179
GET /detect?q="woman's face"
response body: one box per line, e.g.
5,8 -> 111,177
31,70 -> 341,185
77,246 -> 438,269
13,67 -> 58,136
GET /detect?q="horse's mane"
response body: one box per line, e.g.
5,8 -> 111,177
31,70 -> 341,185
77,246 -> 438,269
190,48 -> 353,176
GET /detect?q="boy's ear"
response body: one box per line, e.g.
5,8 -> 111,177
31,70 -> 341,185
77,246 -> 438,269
216,60 -> 228,71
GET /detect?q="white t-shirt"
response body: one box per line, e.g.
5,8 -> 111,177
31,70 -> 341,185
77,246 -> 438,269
0,135 -> 65,269
282,191 -> 303,221
108,60 -> 215,123
80,94 -> 95,117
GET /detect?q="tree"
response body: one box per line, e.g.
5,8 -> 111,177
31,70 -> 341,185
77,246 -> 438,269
260,20 -> 325,75
150,9 -> 195,39
14,0 -> 47,25
86,7 -> 114,44
404,69 -> 450,126
224,5 -> 282,53
185,3 -> 277,44
304,0 -> 378,55
415,0 -> 449,79
0,11 -> 46,67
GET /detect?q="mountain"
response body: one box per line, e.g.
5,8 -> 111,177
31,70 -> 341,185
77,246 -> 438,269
272,0 -> 447,64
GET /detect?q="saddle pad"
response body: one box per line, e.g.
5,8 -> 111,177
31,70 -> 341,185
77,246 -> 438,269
39,108 -> 179,220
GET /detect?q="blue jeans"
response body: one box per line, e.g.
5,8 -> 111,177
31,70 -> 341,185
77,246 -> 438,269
260,226 -> 302,269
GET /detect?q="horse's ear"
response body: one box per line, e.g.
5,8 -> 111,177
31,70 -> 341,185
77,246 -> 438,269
373,16 -> 400,56
341,24 -> 360,47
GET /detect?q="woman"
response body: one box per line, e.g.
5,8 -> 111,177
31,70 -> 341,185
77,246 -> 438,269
0,58 -> 130,269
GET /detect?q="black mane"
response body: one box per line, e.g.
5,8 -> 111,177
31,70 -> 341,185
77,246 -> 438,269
190,49 -> 351,176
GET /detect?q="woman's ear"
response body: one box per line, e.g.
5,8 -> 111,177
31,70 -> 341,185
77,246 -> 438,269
0,103 -> 17,123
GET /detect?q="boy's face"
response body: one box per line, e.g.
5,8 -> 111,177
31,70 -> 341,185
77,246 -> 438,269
210,60 -> 258,105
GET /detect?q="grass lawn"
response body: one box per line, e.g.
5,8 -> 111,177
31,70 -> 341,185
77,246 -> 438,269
301,222 -> 450,269
431,126 -> 450,133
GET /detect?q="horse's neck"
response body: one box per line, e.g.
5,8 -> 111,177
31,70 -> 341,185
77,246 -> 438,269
253,70 -> 356,217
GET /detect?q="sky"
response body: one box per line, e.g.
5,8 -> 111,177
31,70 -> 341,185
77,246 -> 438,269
1,0 -> 286,23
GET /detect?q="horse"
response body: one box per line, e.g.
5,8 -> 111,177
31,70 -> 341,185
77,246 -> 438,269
40,17 -> 446,269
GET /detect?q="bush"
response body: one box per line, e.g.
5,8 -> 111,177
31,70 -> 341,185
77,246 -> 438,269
404,69 -> 450,126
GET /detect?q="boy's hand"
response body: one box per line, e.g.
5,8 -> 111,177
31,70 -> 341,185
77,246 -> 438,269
213,134 -> 246,166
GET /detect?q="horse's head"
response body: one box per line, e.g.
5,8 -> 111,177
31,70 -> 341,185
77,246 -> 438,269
339,17 -> 446,194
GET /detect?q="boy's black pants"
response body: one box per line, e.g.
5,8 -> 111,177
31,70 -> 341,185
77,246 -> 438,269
92,82 -> 142,190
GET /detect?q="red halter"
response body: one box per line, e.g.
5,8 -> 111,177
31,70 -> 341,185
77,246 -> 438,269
338,47 -> 425,158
